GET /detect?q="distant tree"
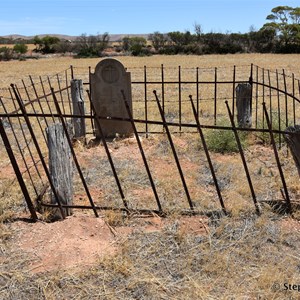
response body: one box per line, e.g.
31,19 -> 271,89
194,22 -> 203,43
149,31 -> 167,52
33,35 -> 43,52
122,36 -> 148,56
33,35 -> 60,53
262,6 -> 300,52
75,32 -> 110,57
53,40 -> 74,54
122,36 -> 131,52
13,43 -> 28,55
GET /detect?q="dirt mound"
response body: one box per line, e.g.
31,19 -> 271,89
9,213 -> 208,274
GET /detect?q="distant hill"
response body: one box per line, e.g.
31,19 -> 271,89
1,33 -> 150,42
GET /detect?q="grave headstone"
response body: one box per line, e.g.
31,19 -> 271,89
91,58 -> 133,138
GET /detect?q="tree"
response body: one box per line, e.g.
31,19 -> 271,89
75,32 -> 110,57
262,6 -> 300,52
149,31 -> 167,52
194,22 -> 203,43
122,36 -> 148,56
33,35 -> 60,53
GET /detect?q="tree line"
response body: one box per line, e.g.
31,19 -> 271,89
0,5 -> 299,60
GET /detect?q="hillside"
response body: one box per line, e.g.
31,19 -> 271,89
1,33 -> 149,42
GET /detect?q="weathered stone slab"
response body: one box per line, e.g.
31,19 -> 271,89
91,58 -> 133,138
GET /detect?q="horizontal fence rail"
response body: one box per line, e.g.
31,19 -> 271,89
0,63 -> 300,220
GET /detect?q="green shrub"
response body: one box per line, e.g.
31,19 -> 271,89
204,119 -> 248,153
256,112 -> 286,145
13,43 -> 28,54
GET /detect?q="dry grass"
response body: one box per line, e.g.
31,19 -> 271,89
1,53 -> 300,87
1,212 -> 300,299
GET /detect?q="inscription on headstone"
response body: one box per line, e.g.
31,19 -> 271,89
91,58 -> 133,138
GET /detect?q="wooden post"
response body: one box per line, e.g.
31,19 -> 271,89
236,83 -> 252,128
285,125 -> 300,177
47,123 -> 73,219
71,79 -> 86,140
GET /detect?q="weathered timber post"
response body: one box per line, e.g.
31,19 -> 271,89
285,125 -> 300,177
47,123 -> 73,219
236,83 -> 252,128
71,79 -> 86,140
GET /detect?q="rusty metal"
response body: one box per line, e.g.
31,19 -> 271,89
39,76 -> 55,123
283,69 -> 288,127
154,90 -> 194,210
196,67 -> 199,117
225,101 -> 260,214
0,118 -> 38,221
122,90 -> 162,212
20,80 -> 48,144
262,102 -> 291,213
86,90 -> 129,210
1,64 -> 300,217
178,66 -> 182,133
11,84 -> 66,219
189,95 -> 226,213
144,66 -> 148,136
28,75 -> 50,128
0,97 -> 39,196
267,70 -> 272,125
7,89 -> 44,183
161,64 -> 165,114
232,65 -> 236,116
65,69 -> 73,114
276,70 -> 282,147
214,67 -> 217,125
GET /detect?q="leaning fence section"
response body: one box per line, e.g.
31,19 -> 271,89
0,63 -> 300,221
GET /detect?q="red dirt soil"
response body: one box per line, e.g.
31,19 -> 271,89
9,213 -> 209,274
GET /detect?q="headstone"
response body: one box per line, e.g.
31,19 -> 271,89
236,83 -> 252,128
90,58 -> 133,138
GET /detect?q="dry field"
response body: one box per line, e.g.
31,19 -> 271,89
0,53 -> 300,87
1,54 -> 300,299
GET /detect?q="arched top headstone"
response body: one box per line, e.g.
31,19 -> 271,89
90,58 -> 133,138
94,59 -> 126,84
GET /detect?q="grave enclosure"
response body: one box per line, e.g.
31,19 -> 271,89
1,58 -> 300,221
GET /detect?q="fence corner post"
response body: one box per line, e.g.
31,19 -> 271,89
236,83 -> 252,128
71,79 -> 86,141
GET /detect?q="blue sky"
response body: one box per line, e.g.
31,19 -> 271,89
1,0 -> 299,36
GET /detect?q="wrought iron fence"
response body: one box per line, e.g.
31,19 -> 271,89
0,63 -> 299,220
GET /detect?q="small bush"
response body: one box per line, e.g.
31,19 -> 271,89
0,47 -> 13,61
256,112 -> 286,145
205,119 -> 248,153
13,44 -> 28,55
